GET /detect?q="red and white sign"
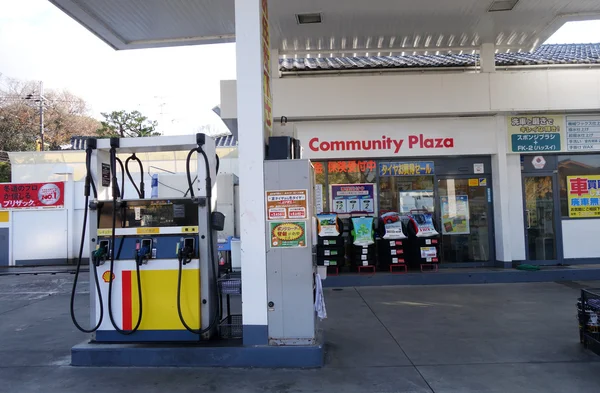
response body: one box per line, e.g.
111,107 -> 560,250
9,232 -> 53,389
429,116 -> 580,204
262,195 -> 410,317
532,156 -> 546,169
0,182 -> 65,209
295,118 -> 498,159
266,189 -> 308,220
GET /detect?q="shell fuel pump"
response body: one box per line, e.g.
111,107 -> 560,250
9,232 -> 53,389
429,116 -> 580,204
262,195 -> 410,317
70,134 -> 223,342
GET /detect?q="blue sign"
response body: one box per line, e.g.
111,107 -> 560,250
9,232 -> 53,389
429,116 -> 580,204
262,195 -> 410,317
510,133 -> 561,152
378,161 -> 435,177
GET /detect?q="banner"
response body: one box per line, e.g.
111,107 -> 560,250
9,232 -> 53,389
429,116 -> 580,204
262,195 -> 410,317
379,161 -> 434,176
567,175 -> 600,218
507,115 -> 564,153
330,183 -> 375,214
1,182 -> 64,209
265,189 -> 307,220
440,195 -> 470,235
270,221 -> 306,248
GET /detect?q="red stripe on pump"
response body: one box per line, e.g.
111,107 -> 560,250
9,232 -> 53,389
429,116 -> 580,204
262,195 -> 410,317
122,270 -> 132,331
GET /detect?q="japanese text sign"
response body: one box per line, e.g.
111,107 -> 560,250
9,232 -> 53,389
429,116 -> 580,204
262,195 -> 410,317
330,183 -> 375,214
312,160 -> 377,175
508,115 -> 564,153
0,182 -> 64,210
379,161 -> 435,177
567,175 -> 600,218
270,221 -> 307,248
266,189 -> 308,220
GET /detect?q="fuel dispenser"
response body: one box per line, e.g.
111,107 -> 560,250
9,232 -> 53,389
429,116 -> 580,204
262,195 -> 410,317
70,134 -> 222,342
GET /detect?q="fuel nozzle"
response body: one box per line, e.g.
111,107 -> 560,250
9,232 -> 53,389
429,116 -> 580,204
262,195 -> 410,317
135,239 -> 152,266
177,238 -> 195,265
92,242 -> 109,267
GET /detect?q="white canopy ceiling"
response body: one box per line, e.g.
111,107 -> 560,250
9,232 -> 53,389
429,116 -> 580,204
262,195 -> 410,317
49,0 -> 600,55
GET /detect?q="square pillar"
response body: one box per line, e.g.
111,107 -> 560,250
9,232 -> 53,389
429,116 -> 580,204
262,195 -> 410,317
492,116 -> 512,268
235,0 -> 271,346
480,43 -> 496,73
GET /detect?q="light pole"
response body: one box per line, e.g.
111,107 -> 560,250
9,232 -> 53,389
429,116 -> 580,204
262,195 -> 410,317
26,81 -> 45,151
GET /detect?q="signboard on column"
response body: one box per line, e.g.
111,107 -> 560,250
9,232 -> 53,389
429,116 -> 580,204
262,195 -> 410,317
261,0 -> 273,139
507,115 -> 564,153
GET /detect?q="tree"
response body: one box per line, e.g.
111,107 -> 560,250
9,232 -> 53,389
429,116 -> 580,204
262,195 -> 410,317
97,110 -> 160,138
0,162 -> 10,183
0,75 -> 100,151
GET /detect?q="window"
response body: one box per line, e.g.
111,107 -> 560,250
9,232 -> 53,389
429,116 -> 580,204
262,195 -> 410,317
558,155 -> 600,217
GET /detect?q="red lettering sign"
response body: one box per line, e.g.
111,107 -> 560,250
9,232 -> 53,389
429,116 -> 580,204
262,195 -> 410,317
308,134 -> 454,153
0,182 -> 65,209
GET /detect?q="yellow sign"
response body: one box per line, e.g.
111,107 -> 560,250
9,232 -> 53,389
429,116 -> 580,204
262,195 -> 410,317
468,179 -> 479,187
507,114 -> 564,153
567,175 -> 600,218
182,226 -> 198,233
0,211 -> 8,222
270,221 -> 306,248
97,229 -> 112,236
137,227 -> 160,234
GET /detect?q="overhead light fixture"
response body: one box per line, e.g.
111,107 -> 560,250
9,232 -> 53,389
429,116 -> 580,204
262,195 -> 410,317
296,13 -> 322,24
488,0 -> 519,12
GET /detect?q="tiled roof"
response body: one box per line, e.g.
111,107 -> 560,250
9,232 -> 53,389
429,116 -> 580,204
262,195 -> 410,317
279,43 -> 600,72
215,134 -> 237,148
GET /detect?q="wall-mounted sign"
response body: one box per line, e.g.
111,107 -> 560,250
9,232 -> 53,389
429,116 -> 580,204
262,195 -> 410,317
102,163 -> 111,187
474,163 -> 484,174
378,161 -> 434,177
266,189 -> 307,220
0,182 -> 64,209
313,160 -> 377,175
270,221 -> 306,248
330,183 -> 375,214
567,175 -> 600,218
508,115 -> 564,153
314,184 -> 323,214
441,195 -> 470,235
295,118 -> 498,159
566,116 -> 600,152
532,156 -> 546,169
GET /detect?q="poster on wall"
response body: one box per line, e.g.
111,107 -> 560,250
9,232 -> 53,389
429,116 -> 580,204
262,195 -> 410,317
270,221 -> 307,248
314,184 -> 324,214
0,182 -> 64,209
330,184 -> 375,214
440,195 -> 470,235
507,115 -> 564,153
265,189 -> 307,220
566,116 -> 600,152
567,175 -> 600,218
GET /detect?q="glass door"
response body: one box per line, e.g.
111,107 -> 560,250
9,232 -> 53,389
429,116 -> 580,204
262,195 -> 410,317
437,176 -> 494,264
522,174 -> 561,263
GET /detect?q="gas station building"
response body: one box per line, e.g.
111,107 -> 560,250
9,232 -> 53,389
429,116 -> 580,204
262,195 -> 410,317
1,0 -> 596,367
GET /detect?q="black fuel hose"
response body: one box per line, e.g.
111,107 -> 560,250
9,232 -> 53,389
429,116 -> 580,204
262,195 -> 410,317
184,154 -> 218,198
106,146 -> 143,335
177,145 -> 220,335
115,157 -> 125,199
70,145 -> 104,333
125,153 -> 145,199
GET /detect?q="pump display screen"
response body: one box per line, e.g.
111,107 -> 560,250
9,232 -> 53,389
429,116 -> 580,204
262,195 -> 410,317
98,199 -> 199,229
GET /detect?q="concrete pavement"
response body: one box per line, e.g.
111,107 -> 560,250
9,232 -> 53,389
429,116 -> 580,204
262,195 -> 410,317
1,272 -> 599,392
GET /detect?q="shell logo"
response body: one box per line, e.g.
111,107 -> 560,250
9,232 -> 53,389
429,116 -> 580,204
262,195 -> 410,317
102,271 -> 115,283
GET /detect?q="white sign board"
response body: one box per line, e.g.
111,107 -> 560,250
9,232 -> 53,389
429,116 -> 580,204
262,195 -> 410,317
295,118 -> 498,159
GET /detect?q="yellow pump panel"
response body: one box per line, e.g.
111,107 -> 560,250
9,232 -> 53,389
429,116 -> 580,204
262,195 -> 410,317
123,269 -> 200,331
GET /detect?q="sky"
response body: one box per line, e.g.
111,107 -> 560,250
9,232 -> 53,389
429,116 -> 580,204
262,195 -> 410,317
0,0 -> 599,137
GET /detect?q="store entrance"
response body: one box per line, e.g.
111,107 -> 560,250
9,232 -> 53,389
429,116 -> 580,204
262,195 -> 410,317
437,176 -> 494,265
522,173 -> 561,264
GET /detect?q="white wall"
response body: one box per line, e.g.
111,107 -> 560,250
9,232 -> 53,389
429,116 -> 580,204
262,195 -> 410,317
12,210 -> 68,264
221,68 -> 600,120
562,220 -> 600,259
